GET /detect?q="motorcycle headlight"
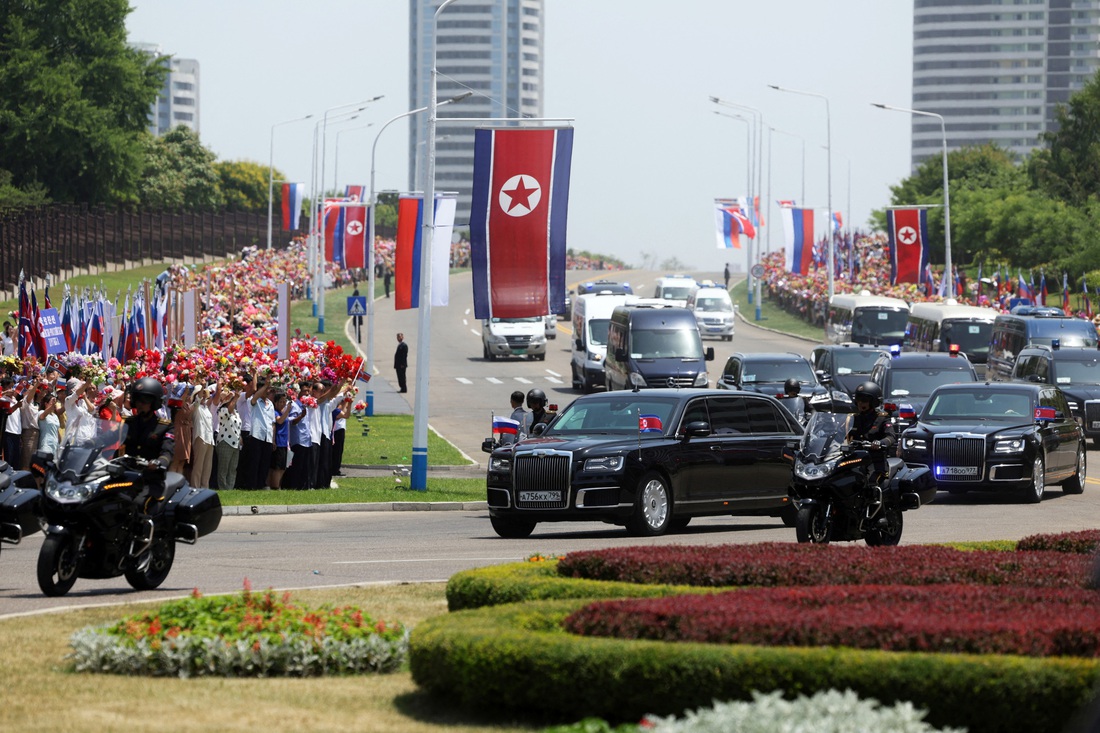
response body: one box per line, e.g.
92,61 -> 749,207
489,456 -> 512,473
994,438 -> 1025,454
902,437 -> 927,451
45,475 -> 102,503
693,371 -> 708,387
793,457 -> 839,481
584,456 -> 624,472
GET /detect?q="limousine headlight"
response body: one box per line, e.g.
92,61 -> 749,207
489,456 -> 512,473
994,438 -> 1025,454
584,456 -> 624,472
902,437 -> 926,451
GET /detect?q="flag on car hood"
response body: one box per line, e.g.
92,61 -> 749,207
470,127 -> 573,320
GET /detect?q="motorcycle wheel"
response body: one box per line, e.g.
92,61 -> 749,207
865,506 -> 904,547
37,535 -> 80,597
795,504 -> 831,544
125,535 -> 176,590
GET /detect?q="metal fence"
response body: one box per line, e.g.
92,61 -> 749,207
0,205 -> 305,292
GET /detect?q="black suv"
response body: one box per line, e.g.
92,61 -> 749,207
484,388 -> 801,538
810,343 -> 890,412
869,351 -> 978,430
1011,345 -> 1100,446
717,352 -> 826,417
899,382 -> 1085,503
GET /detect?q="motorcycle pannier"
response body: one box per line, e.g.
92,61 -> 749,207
0,485 -> 42,544
173,487 -> 222,538
895,466 -> 937,507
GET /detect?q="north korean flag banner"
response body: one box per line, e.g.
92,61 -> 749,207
470,127 -> 573,320
888,208 -> 929,285
281,183 -> 305,231
344,184 -> 366,203
781,207 -> 815,275
394,194 -> 458,310
343,205 -> 368,269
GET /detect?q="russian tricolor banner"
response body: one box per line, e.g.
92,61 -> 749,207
394,194 -> 457,310
323,199 -> 343,266
888,208 -> 929,285
470,127 -> 573,320
281,183 -> 304,231
781,207 -> 815,275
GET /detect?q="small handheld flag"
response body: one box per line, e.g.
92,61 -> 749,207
639,414 -> 663,433
492,416 -> 520,437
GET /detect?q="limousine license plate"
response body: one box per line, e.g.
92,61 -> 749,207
1092,421 -> 1100,429
520,490 -> 561,503
940,466 -> 978,476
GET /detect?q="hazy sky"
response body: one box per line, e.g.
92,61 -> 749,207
126,1 -> 914,271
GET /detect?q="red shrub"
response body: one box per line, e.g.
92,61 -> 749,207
562,584 -> 1100,657
1017,530 -> 1100,555
556,543 -> 1092,588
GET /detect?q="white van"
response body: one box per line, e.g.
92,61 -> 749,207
825,291 -> 911,347
482,317 -> 547,361
686,286 -> 736,341
652,275 -> 698,307
571,291 -> 636,392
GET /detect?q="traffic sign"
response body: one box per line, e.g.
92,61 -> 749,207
347,296 -> 367,316
750,264 -> 765,279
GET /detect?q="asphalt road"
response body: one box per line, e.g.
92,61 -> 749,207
2,269 -> 1099,617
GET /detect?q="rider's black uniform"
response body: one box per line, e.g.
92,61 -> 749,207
123,413 -> 175,515
847,409 -> 896,482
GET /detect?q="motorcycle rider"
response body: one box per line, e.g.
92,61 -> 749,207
520,388 -> 553,439
121,377 -> 176,532
846,380 -> 895,489
780,377 -> 807,424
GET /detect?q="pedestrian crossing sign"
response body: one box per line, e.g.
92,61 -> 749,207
347,296 -> 367,316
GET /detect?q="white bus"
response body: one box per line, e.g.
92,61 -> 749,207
825,291 -> 911,347
904,300 -> 998,372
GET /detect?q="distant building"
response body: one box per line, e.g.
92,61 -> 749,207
131,42 -> 200,137
408,0 -> 545,228
911,0 -> 1100,167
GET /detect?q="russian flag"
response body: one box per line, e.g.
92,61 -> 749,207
492,416 -> 520,437
832,211 -> 843,231
281,183 -> 305,231
323,199 -> 344,266
394,194 -> 457,310
888,208 -> 929,285
470,127 -> 573,320
781,207 -> 814,275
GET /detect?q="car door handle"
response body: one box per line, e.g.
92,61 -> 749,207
709,445 -> 724,451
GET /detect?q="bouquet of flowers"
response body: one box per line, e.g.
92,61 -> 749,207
0,354 -> 21,375
299,395 -> 318,409
353,400 -> 367,417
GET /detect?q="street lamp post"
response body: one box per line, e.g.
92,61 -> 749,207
768,84 -> 833,300
363,92 -> 471,419
712,111 -> 752,212
334,123 -> 375,193
267,114 -> 313,250
767,125 -> 805,256
872,103 -> 952,285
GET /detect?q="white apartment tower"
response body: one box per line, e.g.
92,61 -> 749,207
131,42 -> 201,137
409,0 -> 545,228
912,0 -> 1100,167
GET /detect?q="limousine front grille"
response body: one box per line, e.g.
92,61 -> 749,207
932,435 -> 985,482
1084,400 -> 1100,432
513,450 -> 572,509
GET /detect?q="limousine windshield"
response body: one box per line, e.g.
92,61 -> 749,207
852,308 -> 909,345
551,396 -> 680,434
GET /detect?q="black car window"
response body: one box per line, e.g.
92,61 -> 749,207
706,396 -> 750,435
1013,355 -> 1036,379
887,368 -> 973,398
679,398 -> 710,433
833,350 -> 884,375
812,349 -> 826,371
723,357 -> 740,378
1039,389 -> 1069,416
1051,357 -> 1100,385
742,359 -> 815,384
745,397 -> 786,434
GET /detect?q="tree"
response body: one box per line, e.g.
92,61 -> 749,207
0,169 -> 50,210
138,126 -> 225,210
217,160 -> 278,212
0,0 -> 164,204
1029,69 -> 1100,206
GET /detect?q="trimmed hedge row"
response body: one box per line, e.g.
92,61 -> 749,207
1017,529 -> 1100,555
409,598 -> 1100,733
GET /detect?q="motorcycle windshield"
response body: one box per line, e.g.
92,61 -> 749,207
57,418 -> 128,481
800,412 -> 852,459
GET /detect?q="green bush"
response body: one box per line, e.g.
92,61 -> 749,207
410,599 -> 1100,733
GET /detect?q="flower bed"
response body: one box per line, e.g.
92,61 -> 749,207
556,542 -> 1093,589
562,583 -> 1100,657
69,583 -> 409,677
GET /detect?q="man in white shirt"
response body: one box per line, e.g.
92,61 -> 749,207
1,377 -> 22,467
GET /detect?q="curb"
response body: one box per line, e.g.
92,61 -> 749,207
735,307 -> 820,344
223,501 -> 488,516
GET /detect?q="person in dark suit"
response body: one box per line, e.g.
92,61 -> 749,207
394,332 -> 408,393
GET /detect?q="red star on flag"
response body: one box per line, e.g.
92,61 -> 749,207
502,177 -> 538,212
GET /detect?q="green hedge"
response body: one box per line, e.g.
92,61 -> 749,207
409,599 -> 1100,733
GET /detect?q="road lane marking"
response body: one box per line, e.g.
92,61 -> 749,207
546,377 -> 563,384
515,377 -> 532,384
456,378 -> 473,385
545,369 -> 561,377
469,329 -> 480,336
487,377 -> 503,384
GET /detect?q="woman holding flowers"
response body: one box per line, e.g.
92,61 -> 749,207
191,383 -> 220,489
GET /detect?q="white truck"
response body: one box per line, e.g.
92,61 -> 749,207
571,291 -> 636,392
482,316 -> 547,361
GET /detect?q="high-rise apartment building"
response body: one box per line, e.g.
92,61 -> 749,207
131,42 -> 201,137
409,0 -> 544,228
912,0 -> 1100,167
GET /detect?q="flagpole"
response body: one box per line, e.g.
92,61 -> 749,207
267,114 -> 313,250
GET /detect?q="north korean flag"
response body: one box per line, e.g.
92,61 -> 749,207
888,208 -> 929,285
639,414 -> 663,433
343,205 -> 367,269
470,127 -> 573,320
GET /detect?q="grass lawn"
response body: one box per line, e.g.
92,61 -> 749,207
730,279 -> 823,342
217,476 -> 486,506
0,584 -> 538,733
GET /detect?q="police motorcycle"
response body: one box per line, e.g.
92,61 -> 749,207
29,418 -> 221,596
0,458 -> 42,555
785,412 -> 935,546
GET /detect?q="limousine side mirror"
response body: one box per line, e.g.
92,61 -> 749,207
531,423 -> 548,437
683,420 -> 711,439
705,347 -> 715,361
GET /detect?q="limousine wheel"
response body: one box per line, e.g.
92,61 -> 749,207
1062,448 -> 1085,495
490,516 -> 536,539
1023,455 -> 1045,504
627,472 -> 671,537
